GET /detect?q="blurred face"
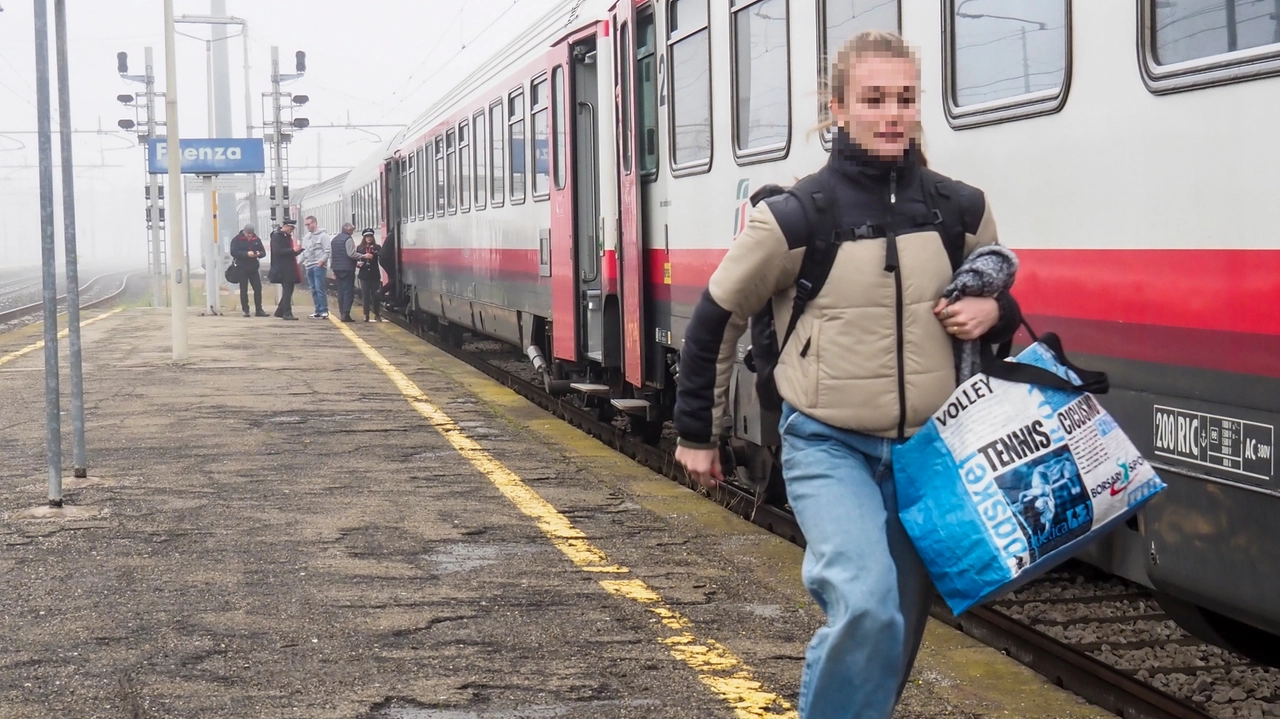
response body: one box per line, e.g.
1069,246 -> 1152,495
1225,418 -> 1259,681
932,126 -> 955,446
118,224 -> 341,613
830,54 -> 919,159
304,218 -> 317,233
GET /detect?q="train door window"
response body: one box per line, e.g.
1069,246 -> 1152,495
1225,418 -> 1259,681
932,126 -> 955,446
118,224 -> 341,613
418,146 -> 428,219
446,128 -> 457,215
552,66 -> 567,190
400,161 -> 408,222
408,152 -> 417,222
620,20 -> 634,174
731,0 -> 791,161
667,0 -> 712,173
473,111 -> 488,210
818,0 -> 900,146
637,6 -> 660,177
435,136 -> 446,214
944,0 -> 1070,128
489,101 -> 506,206
508,88 -> 527,204
459,120 -> 472,212
1141,0 -> 1280,93
531,75 -> 551,200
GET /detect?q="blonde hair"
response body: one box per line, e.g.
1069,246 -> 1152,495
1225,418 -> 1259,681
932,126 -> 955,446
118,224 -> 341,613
818,30 -> 925,160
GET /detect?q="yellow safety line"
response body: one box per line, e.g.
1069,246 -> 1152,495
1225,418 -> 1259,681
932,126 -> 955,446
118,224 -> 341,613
0,308 -> 125,369
331,317 -> 796,719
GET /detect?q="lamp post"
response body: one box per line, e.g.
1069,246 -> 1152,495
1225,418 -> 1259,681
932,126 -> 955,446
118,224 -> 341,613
163,0 -> 188,360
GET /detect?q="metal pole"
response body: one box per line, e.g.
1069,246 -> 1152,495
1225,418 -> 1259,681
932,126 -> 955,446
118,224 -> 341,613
272,46 -> 284,227
146,47 -> 165,308
33,0 -> 64,505
54,0 -> 88,479
164,0 -> 189,360
210,1 -> 234,284
204,40 -> 218,315
242,21 -> 259,232
1020,26 -> 1031,95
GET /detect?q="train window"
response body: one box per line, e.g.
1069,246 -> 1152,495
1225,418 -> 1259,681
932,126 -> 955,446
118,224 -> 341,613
731,0 -> 791,161
490,101 -> 505,206
399,161 -> 408,222
473,111 -> 487,210
435,136 -> 446,214
818,0 -> 900,145
419,146 -> 429,219
637,6 -> 660,177
944,0 -> 1071,129
552,66 -> 567,190
446,129 -> 457,214
667,0 -> 712,173
408,152 -> 417,222
620,20 -> 634,174
508,88 -> 527,204
531,76 -> 551,199
459,121 -> 472,212
1140,0 -> 1280,94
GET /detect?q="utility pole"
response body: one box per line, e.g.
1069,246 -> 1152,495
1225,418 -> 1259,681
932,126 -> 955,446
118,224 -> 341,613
267,47 -> 308,228
117,49 -> 167,308
243,22 -> 258,230
54,0 -> 89,479
164,0 -> 189,361
32,0 -> 63,504
203,39 -> 219,315
1020,26 -> 1031,95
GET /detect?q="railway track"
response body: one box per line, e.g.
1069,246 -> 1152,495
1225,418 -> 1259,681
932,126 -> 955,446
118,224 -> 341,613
386,309 -> 1277,719
0,272 -> 138,329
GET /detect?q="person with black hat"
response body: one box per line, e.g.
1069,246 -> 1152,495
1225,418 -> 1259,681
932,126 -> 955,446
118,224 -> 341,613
229,224 -> 268,317
268,218 -> 303,320
355,228 -> 383,322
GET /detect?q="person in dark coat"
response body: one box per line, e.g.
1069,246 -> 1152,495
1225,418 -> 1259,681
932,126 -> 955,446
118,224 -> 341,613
330,222 -> 361,323
229,224 -> 268,317
355,228 -> 383,322
268,218 -> 303,321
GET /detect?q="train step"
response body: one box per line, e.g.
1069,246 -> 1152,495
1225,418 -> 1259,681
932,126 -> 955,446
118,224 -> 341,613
610,399 -> 651,416
569,383 -> 612,396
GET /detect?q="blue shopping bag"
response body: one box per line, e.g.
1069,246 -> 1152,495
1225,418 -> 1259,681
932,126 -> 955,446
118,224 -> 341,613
892,332 -> 1165,615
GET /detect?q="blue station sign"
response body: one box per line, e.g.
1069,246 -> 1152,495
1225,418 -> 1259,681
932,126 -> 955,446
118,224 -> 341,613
147,138 -> 266,175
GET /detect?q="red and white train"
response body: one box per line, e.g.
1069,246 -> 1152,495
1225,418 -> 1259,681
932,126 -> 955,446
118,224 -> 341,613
293,0 -> 1280,663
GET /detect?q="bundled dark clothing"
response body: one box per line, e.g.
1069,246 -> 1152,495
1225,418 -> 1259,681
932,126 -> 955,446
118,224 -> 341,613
229,231 -> 267,314
331,232 -> 360,320
268,229 -> 303,319
356,240 -> 381,320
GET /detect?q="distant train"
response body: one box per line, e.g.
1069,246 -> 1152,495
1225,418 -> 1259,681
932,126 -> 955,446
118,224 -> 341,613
285,0 -> 1280,665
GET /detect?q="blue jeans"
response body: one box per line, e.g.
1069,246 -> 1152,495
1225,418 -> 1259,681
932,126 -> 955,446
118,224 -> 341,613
306,266 -> 328,315
780,403 -> 935,719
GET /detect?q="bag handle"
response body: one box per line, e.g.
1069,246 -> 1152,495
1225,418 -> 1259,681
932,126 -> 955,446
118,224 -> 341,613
982,329 -> 1110,395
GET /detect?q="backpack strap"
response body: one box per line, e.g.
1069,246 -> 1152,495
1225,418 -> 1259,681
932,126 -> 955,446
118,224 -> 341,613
775,168 -> 838,355
919,168 -> 967,273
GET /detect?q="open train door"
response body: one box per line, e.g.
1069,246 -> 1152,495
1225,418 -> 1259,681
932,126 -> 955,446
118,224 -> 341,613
612,0 -> 645,387
549,36 -> 578,362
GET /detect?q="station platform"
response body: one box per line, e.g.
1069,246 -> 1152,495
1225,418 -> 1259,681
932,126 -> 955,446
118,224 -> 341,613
0,303 -> 1114,719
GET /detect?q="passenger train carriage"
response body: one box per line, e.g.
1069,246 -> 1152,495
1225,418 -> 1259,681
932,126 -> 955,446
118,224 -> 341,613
294,0 -> 1280,664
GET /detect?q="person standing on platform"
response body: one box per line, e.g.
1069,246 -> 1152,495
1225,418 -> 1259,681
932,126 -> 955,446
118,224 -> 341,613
356,228 -> 383,323
229,224 -> 268,317
300,215 -> 332,319
330,222 -> 361,323
269,218 -> 303,321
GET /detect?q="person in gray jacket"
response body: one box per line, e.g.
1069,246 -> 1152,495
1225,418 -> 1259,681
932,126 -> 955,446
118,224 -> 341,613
299,215 -> 332,319
330,222 -> 361,322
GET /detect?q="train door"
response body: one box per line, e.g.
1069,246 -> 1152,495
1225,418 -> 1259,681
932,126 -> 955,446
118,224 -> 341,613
613,0 -> 646,388
550,28 -> 609,364
382,157 -> 404,305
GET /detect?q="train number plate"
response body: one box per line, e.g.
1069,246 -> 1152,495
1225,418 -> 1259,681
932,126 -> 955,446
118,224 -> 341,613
1152,405 -> 1274,480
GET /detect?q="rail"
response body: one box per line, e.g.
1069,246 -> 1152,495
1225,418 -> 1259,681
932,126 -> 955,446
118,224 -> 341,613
0,272 -> 137,326
387,309 -> 1216,719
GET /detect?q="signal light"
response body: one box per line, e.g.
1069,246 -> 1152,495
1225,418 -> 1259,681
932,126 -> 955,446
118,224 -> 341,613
117,52 -> 128,74
295,51 -> 306,73
118,119 -> 136,131
292,94 -> 309,106
117,94 -> 134,105
291,118 -> 310,129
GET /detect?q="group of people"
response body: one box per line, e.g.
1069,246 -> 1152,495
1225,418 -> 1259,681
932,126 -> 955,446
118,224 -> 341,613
228,216 -> 385,323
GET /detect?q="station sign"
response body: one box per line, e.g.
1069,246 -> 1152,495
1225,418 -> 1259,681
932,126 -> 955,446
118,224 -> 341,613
184,175 -> 257,193
148,138 -> 265,175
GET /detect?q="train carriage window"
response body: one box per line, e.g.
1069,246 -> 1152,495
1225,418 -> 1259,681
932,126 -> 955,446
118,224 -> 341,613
508,88 -> 527,204
1141,0 -> 1280,94
531,76 -> 551,199
731,0 -> 791,161
473,111 -> 488,209
667,0 -> 713,173
489,101 -> 505,206
620,21 -> 634,174
418,146 -> 428,219
459,120 -> 472,212
435,136 -> 446,214
552,66 -> 567,190
818,0 -> 900,146
944,0 -> 1071,129
446,129 -> 457,214
408,152 -> 417,222
400,161 -> 408,222
637,7 -> 660,177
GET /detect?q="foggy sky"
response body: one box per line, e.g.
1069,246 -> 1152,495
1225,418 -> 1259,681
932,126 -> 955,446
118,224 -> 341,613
0,0 -> 557,271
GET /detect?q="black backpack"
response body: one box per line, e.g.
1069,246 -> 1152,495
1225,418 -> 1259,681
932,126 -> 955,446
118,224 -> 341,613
743,166 -> 969,412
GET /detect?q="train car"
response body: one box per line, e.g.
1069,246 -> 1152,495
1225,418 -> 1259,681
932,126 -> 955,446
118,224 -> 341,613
346,0 -> 1280,664
294,171 -> 351,240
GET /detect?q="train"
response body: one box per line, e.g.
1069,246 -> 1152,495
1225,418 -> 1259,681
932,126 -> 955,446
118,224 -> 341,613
282,0 -> 1280,665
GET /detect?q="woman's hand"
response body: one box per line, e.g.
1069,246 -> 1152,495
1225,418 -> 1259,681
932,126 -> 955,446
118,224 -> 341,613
934,296 -> 1000,340
675,445 -> 723,490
